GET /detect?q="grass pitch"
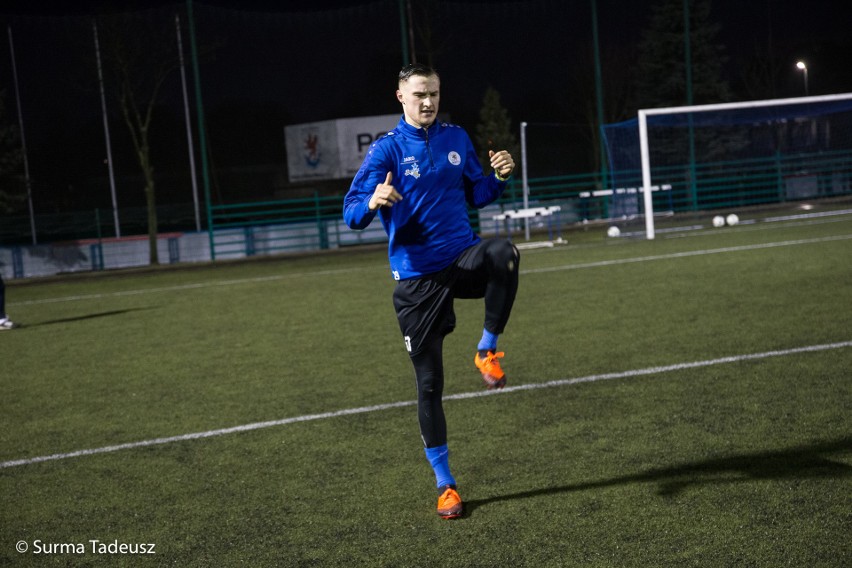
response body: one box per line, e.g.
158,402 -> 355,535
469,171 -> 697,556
1,205 -> 851,567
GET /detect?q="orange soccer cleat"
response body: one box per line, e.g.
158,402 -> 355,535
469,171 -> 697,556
474,350 -> 506,390
436,485 -> 463,519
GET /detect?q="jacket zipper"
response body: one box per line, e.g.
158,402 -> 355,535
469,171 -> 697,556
423,126 -> 435,170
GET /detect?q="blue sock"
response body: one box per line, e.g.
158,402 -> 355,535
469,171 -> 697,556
424,444 -> 456,489
477,328 -> 499,352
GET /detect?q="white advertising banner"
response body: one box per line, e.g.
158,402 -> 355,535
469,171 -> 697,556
285,114 -> 399,182
284,120 -> 339,182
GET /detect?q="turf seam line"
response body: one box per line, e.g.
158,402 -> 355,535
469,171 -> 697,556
9,234 -> 851,308
2,340 -> 850,470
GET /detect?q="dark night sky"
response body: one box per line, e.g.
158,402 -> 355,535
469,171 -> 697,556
0,0 -> 850,212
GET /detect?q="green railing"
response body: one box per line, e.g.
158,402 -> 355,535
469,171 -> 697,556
209,192 -> 340,257
206,147 -> 852,257
3,148 -> 850,261
605,148 -> 852,218
204,172 -> 608,258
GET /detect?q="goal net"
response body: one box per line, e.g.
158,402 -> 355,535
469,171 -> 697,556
601,93 -> 852,238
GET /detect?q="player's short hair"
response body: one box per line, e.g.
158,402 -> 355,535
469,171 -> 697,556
398,63 -> 439,84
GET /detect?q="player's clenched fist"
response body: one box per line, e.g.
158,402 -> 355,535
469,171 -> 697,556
368,172 -> 404,211
489,150 -> 515,179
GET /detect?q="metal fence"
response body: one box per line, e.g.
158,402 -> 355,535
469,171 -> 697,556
3,152 -> 851,280
605,148 -> 852,219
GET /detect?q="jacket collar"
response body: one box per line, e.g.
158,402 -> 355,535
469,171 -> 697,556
396,116 -> 440,139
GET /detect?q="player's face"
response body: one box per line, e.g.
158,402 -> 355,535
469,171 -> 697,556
397,74 -> 440,128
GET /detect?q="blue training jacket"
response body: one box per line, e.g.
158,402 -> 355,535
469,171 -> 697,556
343,116 -> 508,281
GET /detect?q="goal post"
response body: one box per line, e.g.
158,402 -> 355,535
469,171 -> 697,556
605,92 -> 852,239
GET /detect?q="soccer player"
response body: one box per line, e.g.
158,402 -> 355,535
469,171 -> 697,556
343,63 -> 519,519
0,274 -> 18,330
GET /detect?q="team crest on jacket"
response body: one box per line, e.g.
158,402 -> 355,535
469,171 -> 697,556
448,151 -> 461,166
404,162 -> 421,179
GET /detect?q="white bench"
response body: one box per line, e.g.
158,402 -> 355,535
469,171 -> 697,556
492,205 -> 562,242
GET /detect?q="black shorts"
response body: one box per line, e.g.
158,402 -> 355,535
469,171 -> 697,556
392,239 -> 509,356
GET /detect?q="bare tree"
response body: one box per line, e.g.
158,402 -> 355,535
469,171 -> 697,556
565,41 -> 636,176
99,12 -> 178,265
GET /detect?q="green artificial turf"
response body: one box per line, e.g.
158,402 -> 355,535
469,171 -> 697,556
1,207 -> 850,566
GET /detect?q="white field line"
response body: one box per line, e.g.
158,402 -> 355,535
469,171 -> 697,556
10,234 -> 852,307
2,340 -> 850,470
8,267 -> 367,307
522,234 -> 852,274
763,208 -> 852,223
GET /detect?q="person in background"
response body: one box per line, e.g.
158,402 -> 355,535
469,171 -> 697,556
343,63 -> 519,519
0,273 -> 18,330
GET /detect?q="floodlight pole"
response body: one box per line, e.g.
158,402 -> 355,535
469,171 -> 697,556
520,121 -> 530,240
397,0 -> 409,66
93,21 -> 121,238
186,0 -> 215,259
404,0 -> 416,64
175,14 -> 201,232
7,26 -> 36,245
591,0 -> 608,196
796,61 -> 809,96
683,0 -> 698,211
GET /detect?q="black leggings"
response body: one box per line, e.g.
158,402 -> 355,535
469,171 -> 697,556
454,238 -> 520,335
406,239 -> 520,448
411,335 -> 448,448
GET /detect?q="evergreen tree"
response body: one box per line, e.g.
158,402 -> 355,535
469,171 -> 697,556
475,87 -> 520,175
632,0 -> 742,169
633,0 -> 731,110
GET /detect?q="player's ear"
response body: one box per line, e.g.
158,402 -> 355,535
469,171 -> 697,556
396,90 -> 404,104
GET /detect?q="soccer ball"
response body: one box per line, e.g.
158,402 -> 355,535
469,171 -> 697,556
726,213 -> 739,226
712,215 -> 725,228
607,226 -> 621,238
